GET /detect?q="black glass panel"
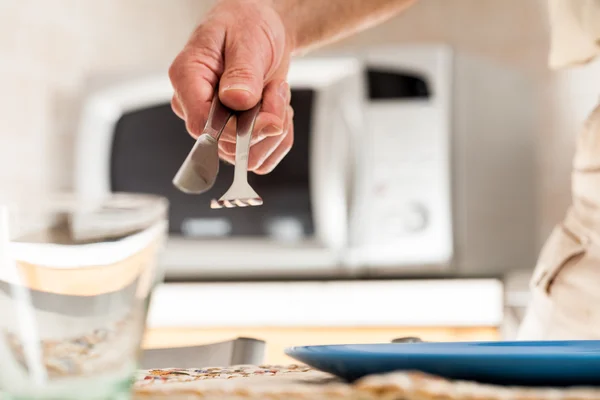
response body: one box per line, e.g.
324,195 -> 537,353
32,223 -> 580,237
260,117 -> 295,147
366,68 -> 430,99
110,89 -> 315,240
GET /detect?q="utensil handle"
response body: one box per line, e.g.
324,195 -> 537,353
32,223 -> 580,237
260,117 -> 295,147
204,90 -> 234,139
232,103 -> 261,184
172,89 -> 233,194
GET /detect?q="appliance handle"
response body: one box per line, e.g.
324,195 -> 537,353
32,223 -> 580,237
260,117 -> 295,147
309,75 -> 365,253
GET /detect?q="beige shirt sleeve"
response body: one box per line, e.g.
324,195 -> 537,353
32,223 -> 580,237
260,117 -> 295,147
548,0 -> 600,69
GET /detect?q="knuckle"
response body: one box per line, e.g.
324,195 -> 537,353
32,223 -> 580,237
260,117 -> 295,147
188,23 -> 226,62
185,46 -> 223,78
168,58 -> 186,86
170,95 -> 180,111
282,129 -> 294,148
186,118 -> 205,136
223,64 -> 259,82
171,104 -> 183,119
192,43 -> 223,65
219,127 -> 236,142
219,142 -> 235,155
169,25 -> 225,87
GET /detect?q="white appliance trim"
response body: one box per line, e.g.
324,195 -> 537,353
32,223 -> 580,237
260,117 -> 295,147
74,75 -> 174,199
74,58 -> 364,276
346,46 -> 454,270
147,279 -> 503,328
162,237 -> 347,279
74,57 -> 362,199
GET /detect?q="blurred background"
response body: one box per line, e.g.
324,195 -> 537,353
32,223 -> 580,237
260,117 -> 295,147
2,0 -> 600,364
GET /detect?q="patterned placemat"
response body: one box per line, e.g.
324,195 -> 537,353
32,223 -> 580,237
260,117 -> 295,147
133,365 -> 600,399
134,364 -> 316,385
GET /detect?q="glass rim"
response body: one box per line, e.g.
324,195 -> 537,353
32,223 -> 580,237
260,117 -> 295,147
1,192 -> 169,256
1,192 -> 169,214
0,192 -> 169,279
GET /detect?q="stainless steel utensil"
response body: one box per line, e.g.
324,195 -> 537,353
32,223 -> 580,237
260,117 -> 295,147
172,91 -> 263,209
210,102 -> 262,209
172,92 -> 233,194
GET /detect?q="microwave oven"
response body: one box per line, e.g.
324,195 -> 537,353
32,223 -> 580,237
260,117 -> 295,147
74,45 -> 536,280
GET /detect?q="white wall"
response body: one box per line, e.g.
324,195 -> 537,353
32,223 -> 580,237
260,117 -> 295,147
1,0 -> 590,258
0,0 -> 213,202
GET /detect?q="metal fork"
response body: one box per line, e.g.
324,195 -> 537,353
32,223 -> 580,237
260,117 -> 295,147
210,102 -> 263,209
172,91 -> 263,209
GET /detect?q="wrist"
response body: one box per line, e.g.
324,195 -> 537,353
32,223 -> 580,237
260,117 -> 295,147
270,0 -> 298,53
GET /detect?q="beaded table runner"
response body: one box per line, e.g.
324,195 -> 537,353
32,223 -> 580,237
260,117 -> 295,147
133,364 -> 600,399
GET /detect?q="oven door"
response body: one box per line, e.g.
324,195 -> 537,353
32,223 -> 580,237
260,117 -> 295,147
74,59 -> 365,279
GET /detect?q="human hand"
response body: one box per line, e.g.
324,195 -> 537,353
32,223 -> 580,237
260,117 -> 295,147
169,0 -> 294,175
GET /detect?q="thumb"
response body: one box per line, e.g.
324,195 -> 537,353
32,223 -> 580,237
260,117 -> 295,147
219,34 -> 267,111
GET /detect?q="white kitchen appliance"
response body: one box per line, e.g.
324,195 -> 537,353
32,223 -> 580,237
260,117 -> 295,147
74,45 -> 536,279
347,45 -> 536,276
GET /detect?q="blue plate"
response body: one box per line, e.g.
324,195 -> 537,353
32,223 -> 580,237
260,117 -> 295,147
285,341 -> 600,386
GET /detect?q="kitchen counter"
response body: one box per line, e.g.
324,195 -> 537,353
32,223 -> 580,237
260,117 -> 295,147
144,279 -> 504,364
148,279 -> 504,328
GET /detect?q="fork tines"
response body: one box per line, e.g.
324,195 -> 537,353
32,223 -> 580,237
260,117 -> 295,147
210,197 -> 263,209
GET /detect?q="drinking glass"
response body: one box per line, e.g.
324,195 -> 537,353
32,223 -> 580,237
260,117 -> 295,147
0,193 -> 168,400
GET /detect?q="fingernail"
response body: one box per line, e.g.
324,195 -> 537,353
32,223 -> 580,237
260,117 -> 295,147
251,134 -> 266,145
222,84 -> 253,95
260,124 -> 281,136
278,81 -> 289,101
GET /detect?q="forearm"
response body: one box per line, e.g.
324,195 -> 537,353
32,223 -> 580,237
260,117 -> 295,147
273,0 -> 418,53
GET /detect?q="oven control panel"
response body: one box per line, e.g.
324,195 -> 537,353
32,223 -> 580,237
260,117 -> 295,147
348,47 -> 453,271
